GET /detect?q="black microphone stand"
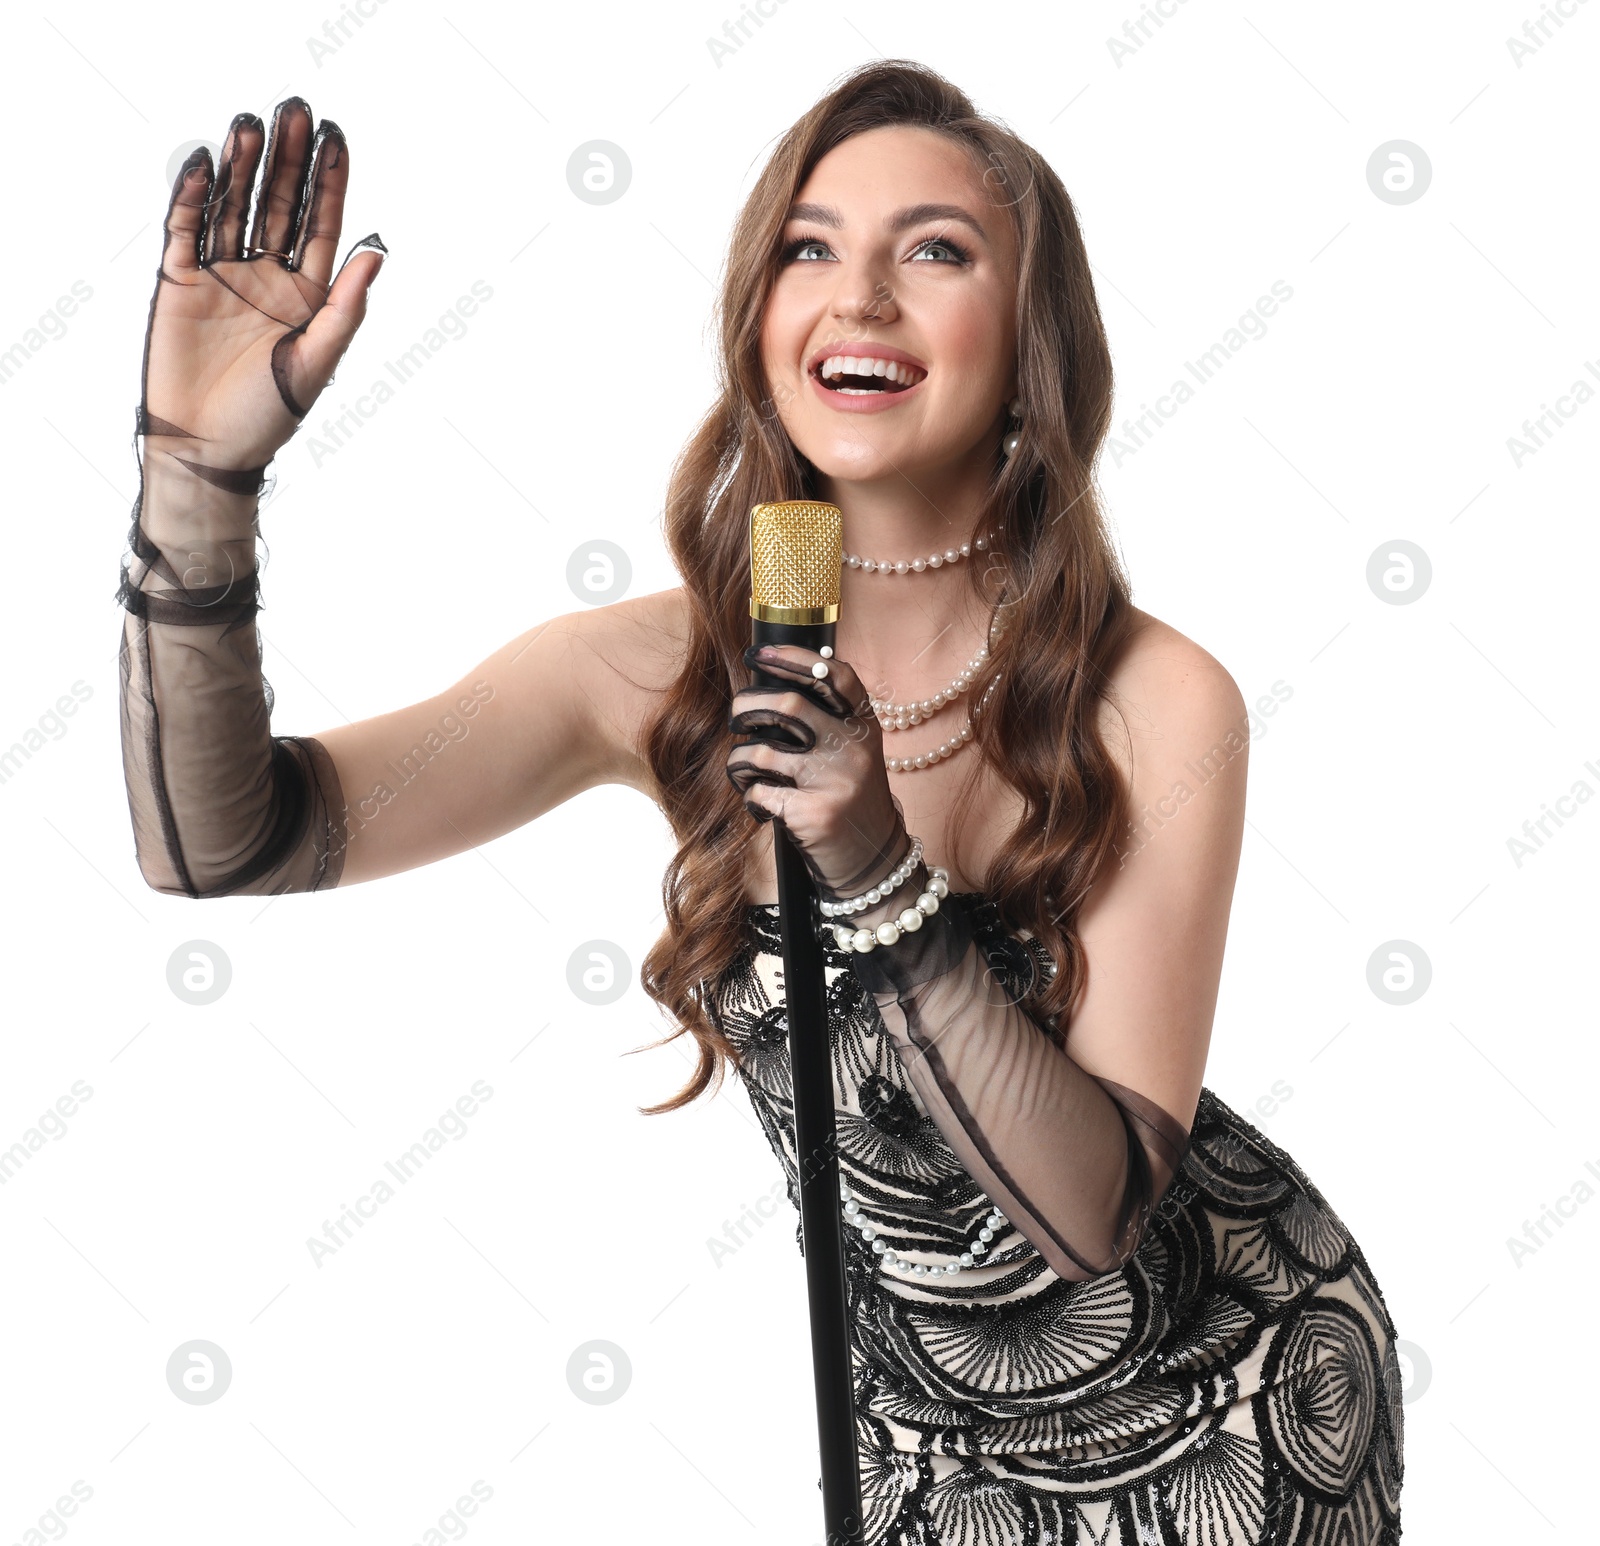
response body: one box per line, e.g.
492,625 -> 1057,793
750,632 -> 864,1546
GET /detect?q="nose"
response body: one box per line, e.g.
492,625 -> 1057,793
830,265 -> 899,329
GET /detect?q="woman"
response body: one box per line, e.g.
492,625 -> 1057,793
117,60 -> 1404,1546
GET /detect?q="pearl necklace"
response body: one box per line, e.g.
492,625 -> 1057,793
871,621 -> 1007,732
884,676 -> 1000,774
843,525 -> 1001,576
841,1174 -> 1007,1277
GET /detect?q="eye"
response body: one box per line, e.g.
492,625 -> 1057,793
912,232 -> 971,264
781,233 -> 833,263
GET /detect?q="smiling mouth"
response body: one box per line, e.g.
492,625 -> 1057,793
812,355 -> 927,395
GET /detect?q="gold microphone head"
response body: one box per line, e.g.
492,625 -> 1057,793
748,500 -> 843,625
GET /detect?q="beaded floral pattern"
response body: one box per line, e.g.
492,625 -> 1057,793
708,896 -> 1405,1546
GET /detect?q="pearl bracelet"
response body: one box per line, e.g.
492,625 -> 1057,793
819,836 -> 925,919
827,868 -> 950,953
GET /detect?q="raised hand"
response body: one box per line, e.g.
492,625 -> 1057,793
725,643 -> 911,901
141,98 -> 385,472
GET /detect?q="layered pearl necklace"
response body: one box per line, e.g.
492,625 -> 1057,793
869,602 -> 1011,775
842,526 -> 1010,770
883,677 -> 999,774
841,1173 -> 1008,1277
871,614 -> 1006,732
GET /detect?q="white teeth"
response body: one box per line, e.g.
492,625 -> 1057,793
816,354 -> 924,387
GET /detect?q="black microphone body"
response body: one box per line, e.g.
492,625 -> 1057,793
749,616 -> 838,671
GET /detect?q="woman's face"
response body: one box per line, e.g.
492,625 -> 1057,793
760,125 -> 1020,491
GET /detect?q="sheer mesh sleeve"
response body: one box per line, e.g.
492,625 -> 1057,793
114,106 -> 370,900
115,435 -> 349,897
844,884 -> 1192,1283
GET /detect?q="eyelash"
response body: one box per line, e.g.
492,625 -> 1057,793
780,230 -> 972,265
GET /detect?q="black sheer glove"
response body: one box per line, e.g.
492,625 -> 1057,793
725,642 -> 909,901
844,883 -> 1194,1285
116,101 -> 383,897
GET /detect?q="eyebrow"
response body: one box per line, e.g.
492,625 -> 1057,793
784,200 -> 992,246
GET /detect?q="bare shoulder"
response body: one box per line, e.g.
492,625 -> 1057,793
551,585 -> 692,794
1094,605 -> 1249,792
1061,614 -> 1250,1121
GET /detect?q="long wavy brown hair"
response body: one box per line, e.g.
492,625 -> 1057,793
636,58 -> 1138,1114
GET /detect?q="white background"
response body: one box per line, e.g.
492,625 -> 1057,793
1,1 -> 1595,1541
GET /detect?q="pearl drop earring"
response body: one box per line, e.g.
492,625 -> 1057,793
1002,396 -> 1022,458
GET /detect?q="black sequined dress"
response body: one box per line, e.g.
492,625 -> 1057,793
709,896 -> 1405,1546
